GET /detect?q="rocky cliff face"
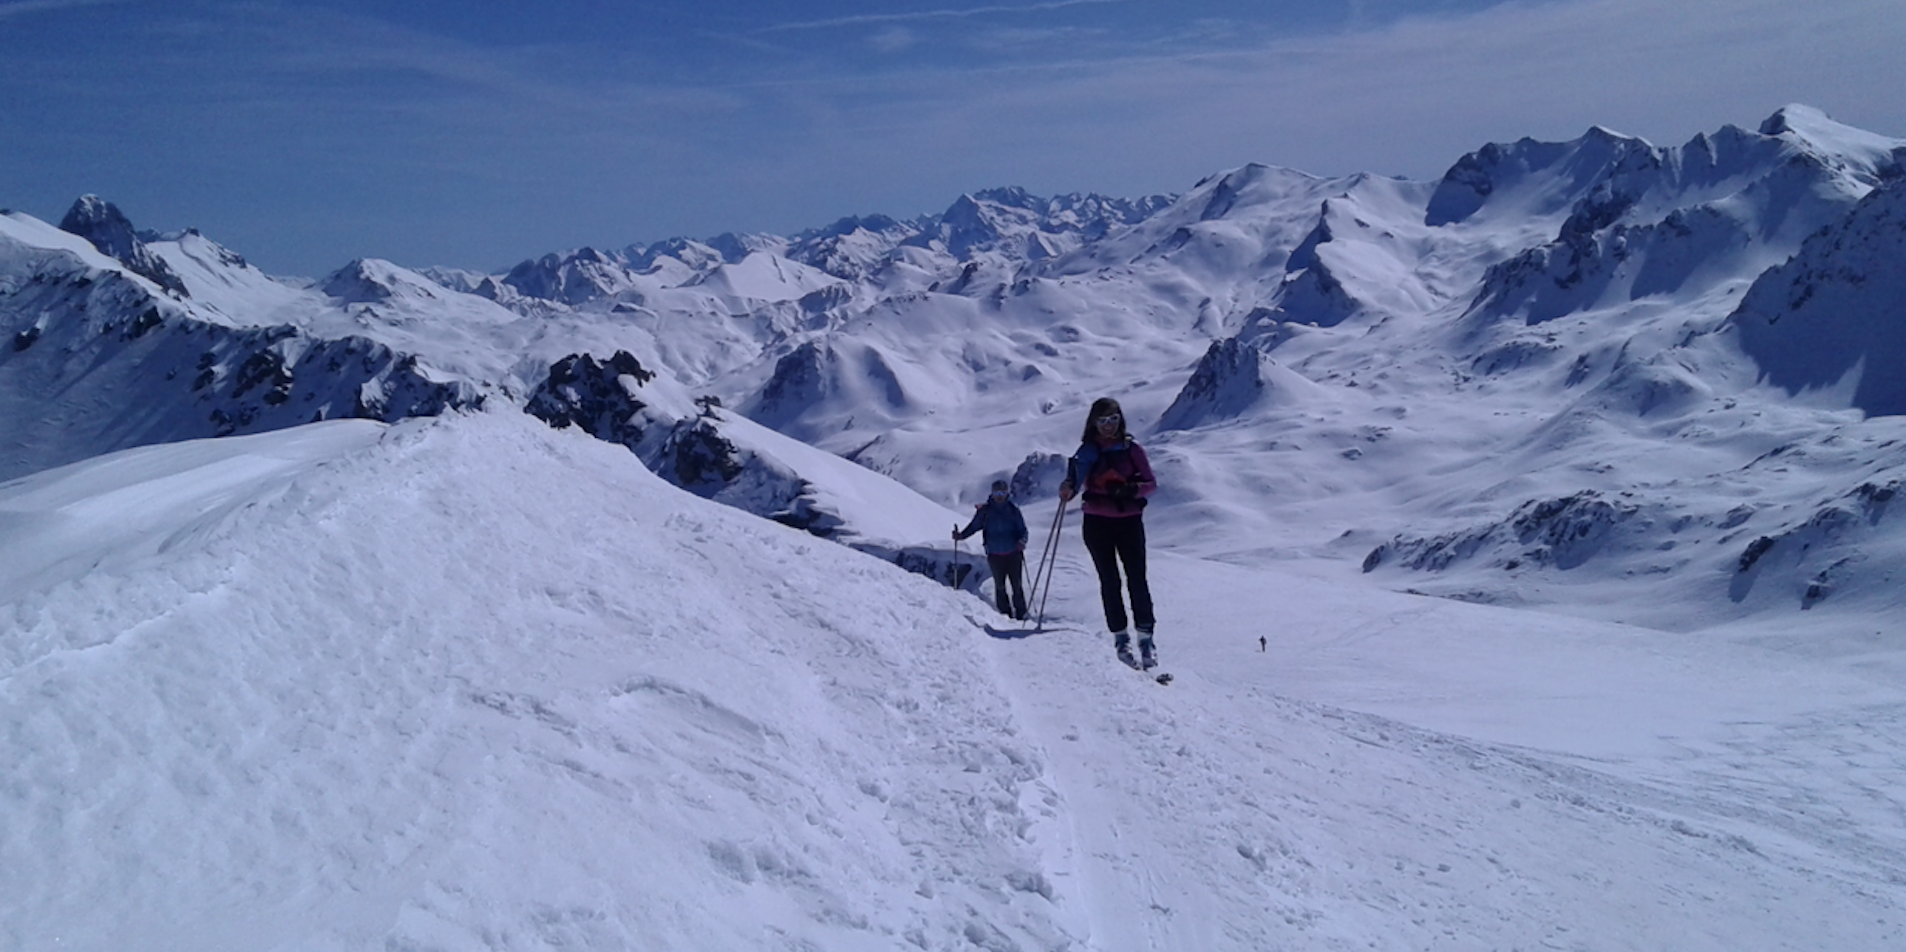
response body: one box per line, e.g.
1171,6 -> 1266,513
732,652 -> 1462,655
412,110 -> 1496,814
522,349 -> 773,515
524,350 -> 660,451
1157,337 -> 1266,431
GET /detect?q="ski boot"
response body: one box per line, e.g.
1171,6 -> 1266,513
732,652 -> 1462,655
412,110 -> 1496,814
1114,631 -> 1139,669
1137,627 -> 1157,670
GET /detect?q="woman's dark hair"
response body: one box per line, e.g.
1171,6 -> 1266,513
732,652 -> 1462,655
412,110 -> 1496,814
1080,397 -> 1129,443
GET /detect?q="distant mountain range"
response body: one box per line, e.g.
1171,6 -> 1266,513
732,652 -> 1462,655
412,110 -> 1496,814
6,103 -> 1905,631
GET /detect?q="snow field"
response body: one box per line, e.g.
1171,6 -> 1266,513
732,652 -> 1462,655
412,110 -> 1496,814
1003,549 -> 1906,951
3,410 -> 1904,950
2,411 -> 1065,950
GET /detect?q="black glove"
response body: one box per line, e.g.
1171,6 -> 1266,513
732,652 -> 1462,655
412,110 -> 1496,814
1109,481 -> 1136,499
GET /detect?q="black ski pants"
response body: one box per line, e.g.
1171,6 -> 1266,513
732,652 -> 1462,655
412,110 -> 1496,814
987,551 -> 1029,619
1080,513 -> 1154,634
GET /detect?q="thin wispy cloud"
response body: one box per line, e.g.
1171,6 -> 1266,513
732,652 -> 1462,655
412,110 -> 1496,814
869,26 -> 920,54
757,0 -> 1139,34
864,0 -> 1906,184
0,0 -> 126,19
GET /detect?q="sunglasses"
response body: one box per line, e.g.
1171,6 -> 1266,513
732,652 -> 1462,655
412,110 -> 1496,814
1096,414 -> 1122,426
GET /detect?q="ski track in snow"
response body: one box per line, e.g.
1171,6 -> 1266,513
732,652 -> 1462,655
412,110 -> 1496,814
3,412 -> 1905,950
984,549 -> 1906,951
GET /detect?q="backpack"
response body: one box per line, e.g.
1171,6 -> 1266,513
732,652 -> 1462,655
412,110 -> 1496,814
1073,440 -> 1148,512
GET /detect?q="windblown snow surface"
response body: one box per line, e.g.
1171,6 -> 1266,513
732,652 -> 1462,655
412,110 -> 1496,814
3,410 -> 1902,950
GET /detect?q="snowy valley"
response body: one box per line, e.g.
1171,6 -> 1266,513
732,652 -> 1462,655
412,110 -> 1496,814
4,104 -> 1906,950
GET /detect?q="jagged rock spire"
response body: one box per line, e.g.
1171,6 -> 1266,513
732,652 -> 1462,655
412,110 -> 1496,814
58,194 -> 189,297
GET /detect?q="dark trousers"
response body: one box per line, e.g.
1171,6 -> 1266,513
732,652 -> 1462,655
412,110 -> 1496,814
987,551 -> 1028,618
1080,514 -> 1153,634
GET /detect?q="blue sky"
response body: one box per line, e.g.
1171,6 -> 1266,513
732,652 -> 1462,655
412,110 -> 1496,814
3,0 -> 1904,276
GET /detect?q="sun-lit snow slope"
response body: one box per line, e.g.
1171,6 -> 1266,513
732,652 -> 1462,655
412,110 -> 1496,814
697,407 -> 967,546
0,419 -> 385,602
1010,550 -> 1906,951
1,410 -> 1072,951
6,410 -> 1905,951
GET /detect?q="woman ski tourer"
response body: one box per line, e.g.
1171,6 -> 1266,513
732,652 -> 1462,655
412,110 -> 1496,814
954,479 -> 1031,620
1057,397 -> 1159,668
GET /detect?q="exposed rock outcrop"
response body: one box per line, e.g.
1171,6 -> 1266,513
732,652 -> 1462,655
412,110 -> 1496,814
58,195 -> 189,297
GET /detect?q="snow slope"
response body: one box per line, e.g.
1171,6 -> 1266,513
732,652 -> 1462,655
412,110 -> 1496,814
1731,178 -> 1906,416
3,410 -> 1903,950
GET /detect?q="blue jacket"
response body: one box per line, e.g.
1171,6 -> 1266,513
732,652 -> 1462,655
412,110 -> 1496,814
956,498 -> 1029,555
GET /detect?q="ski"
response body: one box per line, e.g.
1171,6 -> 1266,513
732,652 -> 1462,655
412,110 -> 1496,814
1115,652 -> 1172,684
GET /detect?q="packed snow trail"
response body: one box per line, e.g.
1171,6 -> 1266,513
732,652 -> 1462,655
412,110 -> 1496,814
979,546 -> 1906,951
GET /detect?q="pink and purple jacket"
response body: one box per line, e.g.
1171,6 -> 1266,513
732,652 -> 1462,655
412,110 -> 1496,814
1065,438 -> 1156,518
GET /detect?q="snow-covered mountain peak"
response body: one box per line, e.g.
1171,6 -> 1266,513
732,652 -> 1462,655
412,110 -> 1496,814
1447,106 -> 1906,328
929,192 -> 1059,260
144,228 -> 311,323
502,246 -> 648,305
1031,161 -> 1409,314
689,251 -> 845,304
56,194 -> 188,296
1425,126 -> 1664,228
160,227 -> 250,270
803,213 -> 910,243
702,231 -> 788,263
1758,103 -> 1906,166
2,207 -> 128,274
59,194 -> 117,232
1188,163 -> 1330,221
321,257 -> 453,305
781,215 -> 918,280
627,235 -> 775,276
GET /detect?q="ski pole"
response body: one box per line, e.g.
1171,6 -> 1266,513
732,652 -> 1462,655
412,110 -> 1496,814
1031,497 -> 1068,627
1033,495 -> 1066,604
1034,500 -> 1067,627
1028,495 -> 1064,608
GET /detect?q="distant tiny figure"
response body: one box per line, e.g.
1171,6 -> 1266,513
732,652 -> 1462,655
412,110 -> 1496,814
954,479 -> 1031,620
1058,397 -> 1158,669
1259,635 -> 1267,652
